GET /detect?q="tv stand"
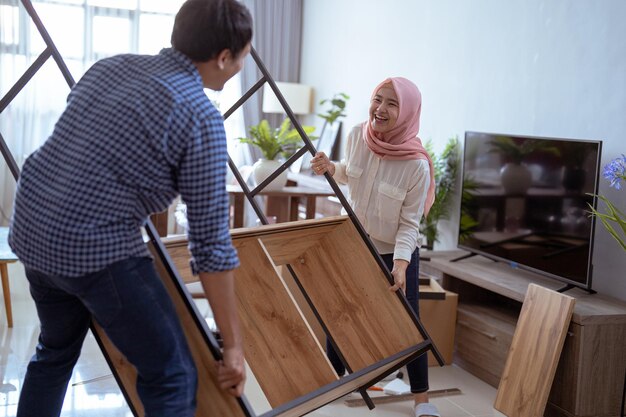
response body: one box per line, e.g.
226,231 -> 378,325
449,252 -> 476,262
422,250 -> 626,417
449,251 -> 498,263
556,283 -> 597,295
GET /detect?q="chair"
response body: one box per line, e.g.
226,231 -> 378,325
0,228 -> 18,328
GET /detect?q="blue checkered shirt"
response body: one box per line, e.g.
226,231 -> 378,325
9,48 -> 239,277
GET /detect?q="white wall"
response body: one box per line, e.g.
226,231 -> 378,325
300,0 -> 626,300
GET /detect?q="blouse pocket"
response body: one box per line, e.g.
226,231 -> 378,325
377,182 -> 407,220
346,164 -> 363,203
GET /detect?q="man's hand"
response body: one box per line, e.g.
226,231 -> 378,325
200,269 -> 246,397
217,346 -> 246,397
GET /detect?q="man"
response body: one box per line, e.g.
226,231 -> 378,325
8,0 -> 252,415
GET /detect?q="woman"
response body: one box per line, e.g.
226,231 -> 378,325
310,77 -> 439,417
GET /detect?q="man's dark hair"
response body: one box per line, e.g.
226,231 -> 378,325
171,0 -> 253,61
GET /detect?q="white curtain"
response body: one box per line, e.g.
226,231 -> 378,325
239,0 -> 304,164
0,0 -> 249,227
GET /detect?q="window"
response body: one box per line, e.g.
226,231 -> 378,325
1,0 -> 250,226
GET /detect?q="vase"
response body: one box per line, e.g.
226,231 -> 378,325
500,162 -> 532,194
252,159 -> 288,191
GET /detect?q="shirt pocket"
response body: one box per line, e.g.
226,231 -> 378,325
346,164 -> 363,203
377,182 -> 407,221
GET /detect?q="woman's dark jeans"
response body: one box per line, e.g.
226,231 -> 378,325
17,257 -> 197,417
326,248 -> 429,393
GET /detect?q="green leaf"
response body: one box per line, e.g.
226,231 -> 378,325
318,93 -> 349,126
587,195 -> 626,251
419,136 -> 461,244
239,118 -> 315,161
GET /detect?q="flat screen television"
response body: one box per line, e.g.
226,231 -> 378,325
457,131 -> 602,291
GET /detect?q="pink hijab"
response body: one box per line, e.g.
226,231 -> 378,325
363,77 -> 436,216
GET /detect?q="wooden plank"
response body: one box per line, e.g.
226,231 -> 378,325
419,276 -> 446,300
159,217 -> 436,415
230,216 -> 346,239
91,242 -> 252,417
91,324 -> 143,415
162,226 -> 340,407
253,223 -> 337,266
343,387 -> 462,407
160,235 -> 195,283
495,283 -> 575,417
233,237 -> 337,407
421,288 -> 458,365
272,220 -> 425,372
261,344 -> 428,417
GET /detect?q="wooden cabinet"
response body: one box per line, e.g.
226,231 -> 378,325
422,251 -> 626,417
454,303 -> 517,387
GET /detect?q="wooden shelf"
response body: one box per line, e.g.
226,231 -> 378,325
422,250 -> 626,417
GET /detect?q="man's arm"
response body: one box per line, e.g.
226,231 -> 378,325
200,269 -> 246,397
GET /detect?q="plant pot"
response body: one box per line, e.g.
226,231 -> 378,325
500,162 -> 532,194
252,159 -> 288,191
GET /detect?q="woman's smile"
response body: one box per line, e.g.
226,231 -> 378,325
369,84 -> 399,133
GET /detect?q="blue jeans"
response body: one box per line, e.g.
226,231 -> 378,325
17,257 -> 197,417
326,248 -> 429,393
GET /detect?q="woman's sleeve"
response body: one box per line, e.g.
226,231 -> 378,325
332,126 -> 357,184
394,159 -> 430,261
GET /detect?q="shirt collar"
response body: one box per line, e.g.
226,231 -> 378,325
160,47 -> 203,86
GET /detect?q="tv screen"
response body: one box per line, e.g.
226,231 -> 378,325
457,132 -> 602,290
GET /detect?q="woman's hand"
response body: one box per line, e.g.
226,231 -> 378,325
217,346 -> 246,397
310,152 -> 335,176
389,259 -> 409,293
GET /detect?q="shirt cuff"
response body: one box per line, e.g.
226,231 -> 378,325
393,246 -> 413,263
190,245 -> 239,275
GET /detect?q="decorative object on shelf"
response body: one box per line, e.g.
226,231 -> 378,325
488,135 -> 558,194
587,154 -> 626,250
238,118 -> 315,190
420,136 -> 460,248
499,162 -> 532,194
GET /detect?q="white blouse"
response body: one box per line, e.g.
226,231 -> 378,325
333,125 -> 430,261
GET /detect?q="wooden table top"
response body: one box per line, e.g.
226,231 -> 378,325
226,184 -> 335,197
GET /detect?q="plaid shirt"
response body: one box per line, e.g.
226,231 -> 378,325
9,48 -> 239,277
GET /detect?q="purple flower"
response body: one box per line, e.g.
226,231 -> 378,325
603,154 -> 626,190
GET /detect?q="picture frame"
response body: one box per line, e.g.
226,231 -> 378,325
295,121 -> 342,173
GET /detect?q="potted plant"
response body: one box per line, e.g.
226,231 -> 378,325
239,118 -> 315,190
318,93 -> 350,126
316,93 -> 349,154
488,136 -> 558,194
420,136 -> 461,248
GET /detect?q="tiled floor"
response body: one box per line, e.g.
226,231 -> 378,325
0,261 -> 505,417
